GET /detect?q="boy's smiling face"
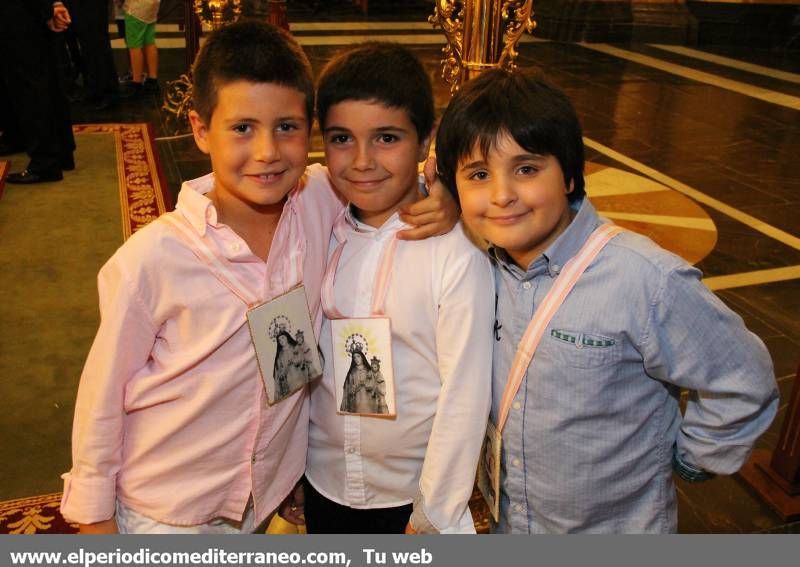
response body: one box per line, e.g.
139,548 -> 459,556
323,100 -> 430,228
189,81 -> 309,211
456,132 -> 575,269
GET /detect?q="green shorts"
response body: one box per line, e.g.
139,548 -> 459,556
124,13 -> 156,48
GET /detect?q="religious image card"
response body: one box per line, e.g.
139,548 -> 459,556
247,286 -> 322,405
477,420 -> 502,522
331,318 -> 396,417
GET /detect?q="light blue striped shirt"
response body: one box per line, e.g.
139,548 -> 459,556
490,197 -> 778,533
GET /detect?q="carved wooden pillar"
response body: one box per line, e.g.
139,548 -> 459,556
184,0 -> 202,69
242,1 -> 289,30
739,364 -> 800,519
267,0 -> 289,30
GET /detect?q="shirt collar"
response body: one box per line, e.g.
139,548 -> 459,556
174,172 -> 303,237
174,173 -> 217,237
340,176 -> 426,236
342,205 -> 410,235
488,197 -> 602,279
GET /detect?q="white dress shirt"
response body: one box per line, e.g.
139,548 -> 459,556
307,206 -> 494,533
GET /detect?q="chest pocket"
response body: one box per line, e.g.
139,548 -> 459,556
542,328 -> 622,369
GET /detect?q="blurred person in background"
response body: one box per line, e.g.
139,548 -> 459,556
0,1 -> 76,184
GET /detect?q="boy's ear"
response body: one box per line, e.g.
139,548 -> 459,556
189,110 -> 211,155
566,179 -> 575,195
417,127 -> 435,163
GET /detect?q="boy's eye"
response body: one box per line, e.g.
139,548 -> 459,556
232,123 -> 252,134
377,133 -> 398,144
277,122 -> 299,133
468,170 -> 489,181
328,134 -> 352,145
517,164 -> 539,175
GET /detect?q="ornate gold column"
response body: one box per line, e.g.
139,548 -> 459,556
429,1 -> 536,92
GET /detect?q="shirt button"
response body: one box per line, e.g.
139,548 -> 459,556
522,281 -> 532,290
552,264 -> 560,273
346,447 -> 356,455
512,457 -> 521,467
514,503 -> 524,513
251,455 -> 257,463
513,401 -> 521,410
231,242 -> 241,252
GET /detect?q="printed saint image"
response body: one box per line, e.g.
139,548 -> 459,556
246,286 -> 322,404
331,320 -> 395,417
272,329 -> 312,399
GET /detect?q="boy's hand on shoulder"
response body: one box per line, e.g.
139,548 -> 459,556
398,157 -> 460,241
79,518 -> 119,534
404,521 -> 417,534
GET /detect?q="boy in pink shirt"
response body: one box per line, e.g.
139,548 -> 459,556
60,21 -> 454,534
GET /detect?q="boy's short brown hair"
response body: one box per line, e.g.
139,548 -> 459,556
191,20 -> 314,125
316,42 -> 434,141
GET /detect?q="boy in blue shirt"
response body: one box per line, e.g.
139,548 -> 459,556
435,69 -> 778,533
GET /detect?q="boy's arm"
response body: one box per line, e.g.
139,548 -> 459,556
409,244 -> 495,533
640,264 -> 778,477
61,258 -> 158,525
398,158 -> 459,241
79,518 -> 119,534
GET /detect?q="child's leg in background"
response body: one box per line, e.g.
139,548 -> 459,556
124,13 -> 146,84
143,22 -> 159,92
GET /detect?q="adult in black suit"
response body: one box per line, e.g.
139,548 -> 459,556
0,82 -> 25,156
0,1 -> 76,184
65,0 -> 120,109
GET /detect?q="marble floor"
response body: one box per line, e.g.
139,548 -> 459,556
15,0 -> 800,533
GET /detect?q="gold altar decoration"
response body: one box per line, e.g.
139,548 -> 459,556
163,0 -> 243,134
194,0 -> 243,29
429,1 -> 536,92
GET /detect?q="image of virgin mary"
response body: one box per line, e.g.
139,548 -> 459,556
340,348 -> 375,413
273,330 -> 305,399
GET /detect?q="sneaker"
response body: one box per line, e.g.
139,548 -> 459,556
121,81 -> 144,98
119,71 -> 144,84
143,78 -> 160,94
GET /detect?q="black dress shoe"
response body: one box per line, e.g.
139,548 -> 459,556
61,154 -> 75,171
143,78 -> 160,94
6,168 -> 63,184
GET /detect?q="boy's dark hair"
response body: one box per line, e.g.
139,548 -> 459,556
436,69 -> 586,204
191,20 -> 314,124
316,43 -> 435,141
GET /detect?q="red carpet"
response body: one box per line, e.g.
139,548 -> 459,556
72,123 -> 173,237
0,124 -> 170,535
0,494 -> 77,534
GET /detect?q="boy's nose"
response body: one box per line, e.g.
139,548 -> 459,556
491,178 -> 517,207
352,141 -> 375,170
254,133 -> 280,162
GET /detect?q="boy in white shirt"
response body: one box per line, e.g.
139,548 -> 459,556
305,43 -> 495,534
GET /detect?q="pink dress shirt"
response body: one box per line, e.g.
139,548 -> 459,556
61,164 -> 342,526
